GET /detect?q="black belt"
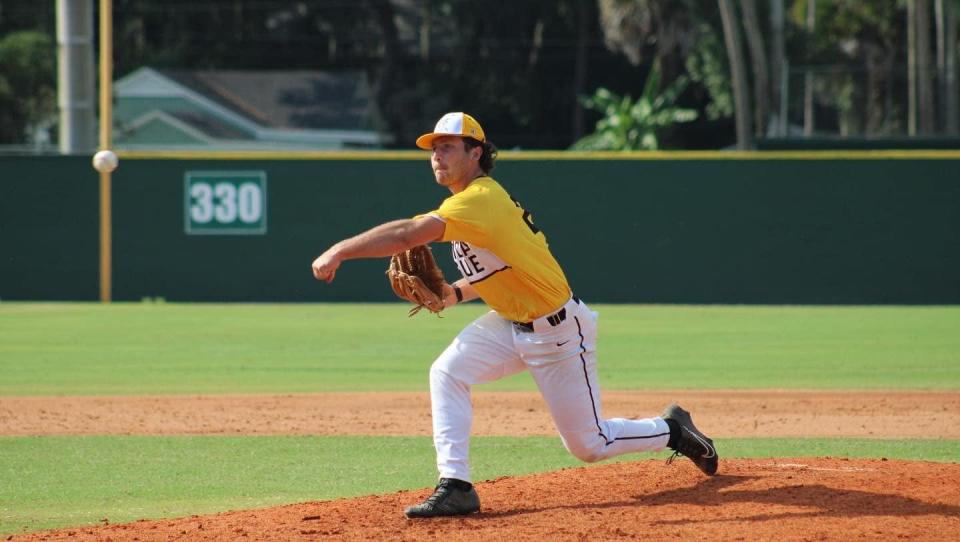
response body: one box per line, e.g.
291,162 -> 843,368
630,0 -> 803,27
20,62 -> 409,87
513,296 -> 580,333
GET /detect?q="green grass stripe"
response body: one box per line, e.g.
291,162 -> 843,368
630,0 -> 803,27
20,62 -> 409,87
1,435 -> 957,536
1,303 -> 957,395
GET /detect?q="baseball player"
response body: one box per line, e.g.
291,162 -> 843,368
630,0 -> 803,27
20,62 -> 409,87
311,112 -> 718,518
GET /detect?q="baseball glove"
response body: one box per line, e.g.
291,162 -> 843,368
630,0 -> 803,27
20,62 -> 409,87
386,244 -> 446,316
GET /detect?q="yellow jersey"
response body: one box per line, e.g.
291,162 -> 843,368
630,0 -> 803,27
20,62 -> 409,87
425,177 -> 571,323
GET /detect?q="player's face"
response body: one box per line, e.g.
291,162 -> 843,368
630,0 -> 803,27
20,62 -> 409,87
431,136 -> 480,190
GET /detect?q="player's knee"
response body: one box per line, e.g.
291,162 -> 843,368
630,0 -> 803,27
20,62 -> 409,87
429,361 -> 462,389
562,435 -> 606,463
429,362 -> 449,386
430,341 -> 463,380
569,446 -> 604,463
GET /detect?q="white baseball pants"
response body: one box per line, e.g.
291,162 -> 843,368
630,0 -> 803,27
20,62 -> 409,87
429,297 -> 671,483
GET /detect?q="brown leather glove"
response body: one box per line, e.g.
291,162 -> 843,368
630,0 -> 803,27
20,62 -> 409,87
386,245 -> 446,316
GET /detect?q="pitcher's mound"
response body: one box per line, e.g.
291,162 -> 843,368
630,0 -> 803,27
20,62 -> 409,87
16,458 -> 960,541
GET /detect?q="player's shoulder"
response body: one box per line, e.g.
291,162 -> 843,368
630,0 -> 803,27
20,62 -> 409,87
468,176 -> 510,199
445,176 -> 496,201
474,175 -> 502,189
439,177 -> 508,214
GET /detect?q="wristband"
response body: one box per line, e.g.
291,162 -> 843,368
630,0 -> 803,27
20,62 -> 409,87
453,284 -> 463,303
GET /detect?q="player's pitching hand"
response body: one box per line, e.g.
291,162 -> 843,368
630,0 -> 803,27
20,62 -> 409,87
311,250 -> 341,283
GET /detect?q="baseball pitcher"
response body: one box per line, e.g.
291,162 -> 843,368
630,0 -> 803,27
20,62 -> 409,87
311,112 -> 718,518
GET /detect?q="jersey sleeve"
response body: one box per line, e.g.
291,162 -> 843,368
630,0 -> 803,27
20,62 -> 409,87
432,189 -> 492,246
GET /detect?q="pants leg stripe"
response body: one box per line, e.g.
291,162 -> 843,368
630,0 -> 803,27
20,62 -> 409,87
575,315 -> 671,445
574,316 -> 612,445
613,432 -> 671,440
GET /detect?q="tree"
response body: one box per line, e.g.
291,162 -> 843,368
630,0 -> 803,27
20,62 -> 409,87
935,0 -> 958,133
571,0 -> 592,141
596,0 -> 750,148
803,1 -> 909,137
360,0 -> 615,149
570,61 -> 698,150
802,0 -> 815,135
718,0 -> 753,148
596,0 -> 698,83
739,0 -> 769,136
768,0 -> 786,135
0,30 -> 56,144
915,0 -> 936,134
684,19 -> 735,121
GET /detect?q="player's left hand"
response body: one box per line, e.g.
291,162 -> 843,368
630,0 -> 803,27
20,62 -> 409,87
311,250 -> 341,283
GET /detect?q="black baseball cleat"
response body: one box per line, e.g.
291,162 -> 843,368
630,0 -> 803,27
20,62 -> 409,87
404,478 -> 480,518
662,403 -> 719,476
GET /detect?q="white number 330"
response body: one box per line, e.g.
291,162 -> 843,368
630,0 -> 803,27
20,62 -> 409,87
190,181 -> 262,224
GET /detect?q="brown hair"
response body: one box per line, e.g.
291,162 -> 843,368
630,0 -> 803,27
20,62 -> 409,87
464,137 -> 498,174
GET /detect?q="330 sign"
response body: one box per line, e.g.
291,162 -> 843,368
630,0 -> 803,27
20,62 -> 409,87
185,171 -> 267,235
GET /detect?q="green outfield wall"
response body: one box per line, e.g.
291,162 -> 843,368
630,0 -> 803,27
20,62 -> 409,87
1,152 -> 958,304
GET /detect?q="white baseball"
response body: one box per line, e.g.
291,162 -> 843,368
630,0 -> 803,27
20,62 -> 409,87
92,150 -> 119,173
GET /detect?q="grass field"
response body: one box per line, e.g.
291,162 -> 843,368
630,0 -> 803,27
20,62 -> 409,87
2,436 -> 958,535
1,302 -> 958,535
1,303 -> 958,394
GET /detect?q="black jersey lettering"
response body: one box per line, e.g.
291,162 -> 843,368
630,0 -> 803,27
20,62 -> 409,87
451,241 -> 508,283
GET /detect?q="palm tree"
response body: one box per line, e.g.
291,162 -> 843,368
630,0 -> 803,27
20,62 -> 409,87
740,0 -> 769,137
908,0 -> 936,134
769,0 -> 786,136
935,0 -> 958,133
916,0 -> 936,134
570,62 -> 698,150
718,0 -> 753,148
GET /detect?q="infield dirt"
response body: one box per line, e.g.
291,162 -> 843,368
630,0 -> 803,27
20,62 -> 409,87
5,390 -> 960,541
3,390 -> 958,438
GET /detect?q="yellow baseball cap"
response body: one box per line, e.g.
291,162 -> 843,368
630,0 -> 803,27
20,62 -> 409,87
415,112 -> 486,150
